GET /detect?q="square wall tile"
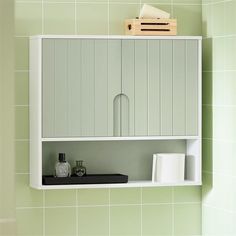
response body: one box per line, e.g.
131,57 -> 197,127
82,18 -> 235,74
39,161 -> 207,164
16,208 -> 43,236
77,3 -> 108,35
16,174 -> 43,207
109,4 -> 140,35
224,71 -> 236,106
213,140 -> 233,176
45,189 -> 76,207
15,72 -> 29,105
15,37 -> 29,71
203,174 -> 233,211
77,188 -> 109,205
110,205 -> 141,236
173,5 -> 202,36
212,71 -> 225,106
15,2 -> 42,36
202,205 -> 234,236
142,187 -> 172,204
212,2 -> 224,37
15,140 -> 29,173
202,3 -> 212,37
142,205 -> 172,236
15,106 -> 29,139
222,106 -> 236,141
174,186 -> 201,203
212,37 -> 225,71
78,206 -> 109,236
212,107 -> 228,140
43,3 -> 75,34
174,203 -> 201,235
110,188 -> 141,204
224,0 -> 236,36
45,207 -> 77,236
224,36 -> 236,71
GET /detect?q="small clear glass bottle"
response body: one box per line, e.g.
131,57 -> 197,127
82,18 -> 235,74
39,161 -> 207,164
73,160 -> 86,177
55,153 -> 71,177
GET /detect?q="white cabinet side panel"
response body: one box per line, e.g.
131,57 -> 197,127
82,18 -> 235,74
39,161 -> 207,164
30,38 -> 42,188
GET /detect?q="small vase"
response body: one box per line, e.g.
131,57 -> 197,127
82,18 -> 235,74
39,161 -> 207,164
73,160 -> 86,177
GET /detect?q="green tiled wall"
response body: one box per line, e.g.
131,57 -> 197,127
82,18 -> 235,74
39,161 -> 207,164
15,0 -> 202,235
0,0 -> 15,234
202,0 -> 236,235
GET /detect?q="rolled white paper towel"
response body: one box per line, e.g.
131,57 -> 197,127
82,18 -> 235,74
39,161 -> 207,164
139,4 -> 170,19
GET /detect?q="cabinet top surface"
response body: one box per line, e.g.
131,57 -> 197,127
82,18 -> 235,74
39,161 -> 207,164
30,35 -> 202,40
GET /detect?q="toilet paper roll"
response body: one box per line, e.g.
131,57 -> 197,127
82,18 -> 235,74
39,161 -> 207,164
139,4 -> 170,19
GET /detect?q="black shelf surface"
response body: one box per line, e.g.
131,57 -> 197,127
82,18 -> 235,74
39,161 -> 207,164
42,174 -> 128,185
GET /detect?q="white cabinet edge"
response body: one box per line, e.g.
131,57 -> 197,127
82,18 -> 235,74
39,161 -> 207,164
30,35 -> 202,40
32,180 -> 202,190
29,38 -> 43,188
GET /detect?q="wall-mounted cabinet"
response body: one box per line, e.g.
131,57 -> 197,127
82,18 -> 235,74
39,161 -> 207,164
30,35 -> 202,189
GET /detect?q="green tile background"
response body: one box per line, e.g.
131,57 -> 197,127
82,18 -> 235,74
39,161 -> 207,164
14,1 -> 203,235
202,0 -> 236,236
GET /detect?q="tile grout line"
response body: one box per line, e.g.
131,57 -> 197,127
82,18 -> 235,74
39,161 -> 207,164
171,0 -> 174,17
15,1 -> 202,5
76,190 -> 79,236
172,187 -> 174,236
107,0 -> 109,35
43,190 -> 45,236
42,0 -> 44,34
108,188 -> 111,236
75,0 -> 77,34
141,187 -> 143,236
16,201 -> 202,209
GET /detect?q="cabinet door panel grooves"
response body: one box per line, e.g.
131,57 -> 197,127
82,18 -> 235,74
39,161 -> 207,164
54,40 -> 68,137
173,40 -> 186,135
108,40 -> 122,136
160,40 -> 173,135
67,39 -> 81,136
81,40 -> 95,136
122,40 -> 135,136
186,40 -> 198,135
148,40 -> 160,135
42,39 -> 55,137
134,40 -> 148,136
95,40 -> 108,136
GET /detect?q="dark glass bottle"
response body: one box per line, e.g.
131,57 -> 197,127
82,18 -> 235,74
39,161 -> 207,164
73,160 -> 86,177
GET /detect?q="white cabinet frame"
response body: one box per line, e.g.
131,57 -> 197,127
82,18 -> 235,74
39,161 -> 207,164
30,35 -> 202,189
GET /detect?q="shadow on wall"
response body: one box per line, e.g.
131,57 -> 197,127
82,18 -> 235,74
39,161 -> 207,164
0,0 -> 15,235
202,36 -> 213,196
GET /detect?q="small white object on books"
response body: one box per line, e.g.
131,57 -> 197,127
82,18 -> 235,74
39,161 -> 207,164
152,153 -> 185,183
139,4 -> 170,19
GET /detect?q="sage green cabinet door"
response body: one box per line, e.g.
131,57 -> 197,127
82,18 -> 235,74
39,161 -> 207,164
121,39 -> 199,137
173,40 -> 199,136
42,39 -> 121,137
43,38 -> 199,138
186,40 -> 199,135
